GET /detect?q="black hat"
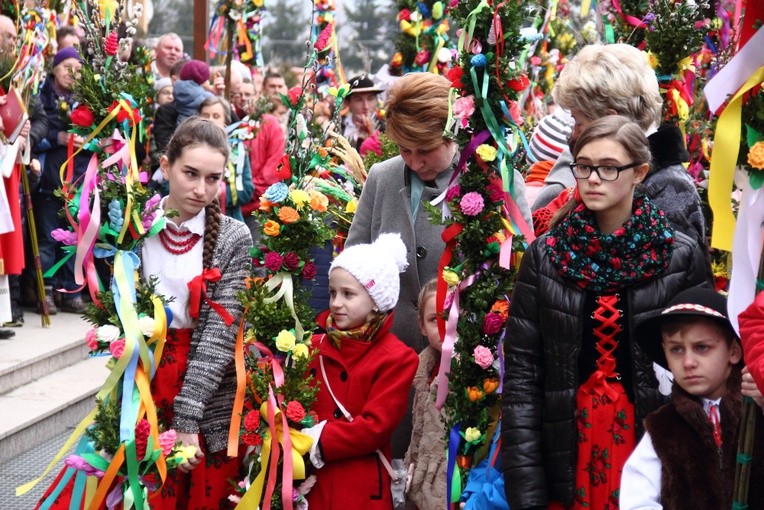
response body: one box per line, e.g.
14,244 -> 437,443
635,288 -> 737,369
346,74 -> 383,96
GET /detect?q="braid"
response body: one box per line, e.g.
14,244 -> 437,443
203,198 -> 222,269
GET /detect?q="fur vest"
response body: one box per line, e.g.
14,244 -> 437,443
646,370 -> 764,509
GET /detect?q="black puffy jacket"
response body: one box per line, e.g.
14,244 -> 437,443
500,230 -> 711,509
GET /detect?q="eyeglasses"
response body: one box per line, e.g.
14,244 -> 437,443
568,162 -> 643,181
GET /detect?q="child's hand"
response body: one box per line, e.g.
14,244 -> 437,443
742,367 -> 764,411
29,158 -> 41,176
175,431 -> 204,472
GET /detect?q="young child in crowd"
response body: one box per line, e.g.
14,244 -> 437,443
404,278 -> 448,510
303,233 -> 419,509
502,116 -> 709,510
620,288 -> 764,509
141,116 -> 252,508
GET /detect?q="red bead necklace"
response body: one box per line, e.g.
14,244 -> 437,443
159,223 -> 202,255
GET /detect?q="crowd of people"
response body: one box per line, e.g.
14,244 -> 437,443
2,11 -> 764,510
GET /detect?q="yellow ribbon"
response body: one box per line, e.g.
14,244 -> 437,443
15,408 -> 97,495
235,405 -> 313,510
708,65 -> 764,251
670,88 -> 690,138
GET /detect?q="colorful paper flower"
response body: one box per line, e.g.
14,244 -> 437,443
309,191 -> 329,212
109,339 -> 126,359
96,324 -> 121,343
464,427 -> 482,443
470,54 -> 487,68
460,191 -> 485,216
473,345 -> 494,369
263,220 -> 281,237
446,185 -> 462,201
292,343 -> 309,360
104,31 -> 119,56
482,312 -> 503,335
264,182 -> 289,203
483,377 -> 499,394
748,141 -> 764,170
158,429 -> 177,456
275,330 -> 296,352
85,329 -> 99,350
414,50 -> 431,67
475,144 -> 497,162
264,251 -> 283,271
447,66 -> 464,89
283,252 -> 300,271
243,410 -> 261,432
442,268 -> 460,286
70,105 -> 95,127
290,189 -> 310,208
285,401 -> 306,423
301,261 -> 317,280
277,206 -> 300,224
453,96 -> 475,125
138,316 -> 155,337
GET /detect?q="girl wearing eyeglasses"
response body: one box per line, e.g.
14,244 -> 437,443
501,115 -> 711,510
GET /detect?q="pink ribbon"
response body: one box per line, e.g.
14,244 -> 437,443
435,274 -> 477,410
71,153 -> 102,305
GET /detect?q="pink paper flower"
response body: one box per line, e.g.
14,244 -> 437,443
109,338 -> 125,359
313,24 -> 333,52
506,100 -> 523,125
65,454 -> 105,477
460,191 -> 485,216
482,312 -> 503,335
158,429 -> 177,456
85,328 -> 99,350
414,50 -> 431,67
453,96 -> 475,126
473,345 -> 494,369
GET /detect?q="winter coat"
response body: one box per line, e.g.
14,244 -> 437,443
36,77 -> 93,195
500,230 -> 710,509
644,374 -> 764,510
404,346 -> 448,510
307,310 -> 419,510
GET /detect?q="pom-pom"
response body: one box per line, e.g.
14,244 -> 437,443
373,233 -> 408,273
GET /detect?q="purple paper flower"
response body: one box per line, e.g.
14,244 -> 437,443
264,252 -> 283,272
51,228 -> 77,245
460,192 -> 485,216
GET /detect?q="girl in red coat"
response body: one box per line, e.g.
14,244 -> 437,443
303,232 -> 419,509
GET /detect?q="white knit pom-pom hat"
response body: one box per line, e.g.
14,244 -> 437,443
330,233 -> 409,312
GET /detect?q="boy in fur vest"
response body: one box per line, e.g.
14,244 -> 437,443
620,288 -> 764,509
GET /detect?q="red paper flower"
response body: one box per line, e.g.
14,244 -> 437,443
398,8 -> 411,21
482,312 -> 503,335
507,74 -> 530,92
242,432 -> 263,446
108,100 -> 142,126
70,105 -> 95,128
104,31 -> 119,56
301,261 -> 317,280
135,419 -> 150,460
243,410 -> 260,432
287,86 -> 302,106
447,66 -> 464,89
414,50 -> 431,67
275,154 -> 292,180
283,252 -> 300,271
264,252 -> 283,272
285,401 -> 306,423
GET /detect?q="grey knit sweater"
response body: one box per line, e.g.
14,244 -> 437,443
155,216 -> 252,453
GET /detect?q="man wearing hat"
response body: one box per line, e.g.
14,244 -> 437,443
342,74 -> 384,151
620,288 -> 764,509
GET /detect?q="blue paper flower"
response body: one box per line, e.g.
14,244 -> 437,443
417,2 -> 431,18
264,182 -> 289,203
471,54 -> 487,68
108,199 -> 124,231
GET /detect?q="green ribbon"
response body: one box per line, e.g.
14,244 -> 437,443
43,246 -> 76,278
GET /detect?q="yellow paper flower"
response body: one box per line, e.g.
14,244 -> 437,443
263,220 -> 280,237
464,427 -> 481,443
748,141 -> 764,170
167,445 -> 198,464
275,330 -> 296,352
290,189 -> 310,208
345,198 -> 358,214
253,0 -> 263,6
475,144 -> 497,162
442,269 -> 460,287
645,51 -> 659,70
292,343 -> 309,360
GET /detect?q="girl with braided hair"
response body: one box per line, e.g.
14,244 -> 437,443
140,116 -> 252,508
